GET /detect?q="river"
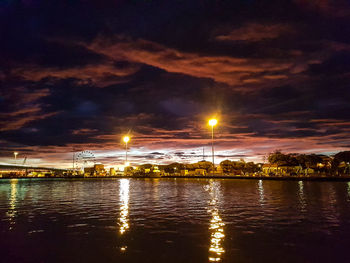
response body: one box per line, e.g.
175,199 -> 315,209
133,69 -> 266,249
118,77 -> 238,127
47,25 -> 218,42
1,178 -> 350,262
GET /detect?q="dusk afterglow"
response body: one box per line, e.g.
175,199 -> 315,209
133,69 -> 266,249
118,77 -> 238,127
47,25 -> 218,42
1,2 -> 350,262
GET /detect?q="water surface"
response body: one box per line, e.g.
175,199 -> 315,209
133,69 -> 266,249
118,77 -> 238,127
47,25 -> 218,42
1,178 -> 350,263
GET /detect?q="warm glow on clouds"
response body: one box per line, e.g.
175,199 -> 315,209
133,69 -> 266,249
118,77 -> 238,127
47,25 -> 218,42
10,61 -> 140,87
88,37 -> 295,87
215,23 -> 292,42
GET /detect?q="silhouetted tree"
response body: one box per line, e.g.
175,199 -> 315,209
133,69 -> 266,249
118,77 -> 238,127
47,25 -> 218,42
163,162 -> 185,173
334,151 -> 350,174
197,161 -> 212,171
244,162 -> 259,173
334,151 -> 350,163
268,150 -> 289,166
220,160 -> 234,173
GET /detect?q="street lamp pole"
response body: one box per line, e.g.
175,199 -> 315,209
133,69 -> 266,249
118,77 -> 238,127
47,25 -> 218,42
14,152 -> 18,165
208,119 -> 217,173
123,136 -> 130,166
211,124 -> 214,170
125,141 -> 128,164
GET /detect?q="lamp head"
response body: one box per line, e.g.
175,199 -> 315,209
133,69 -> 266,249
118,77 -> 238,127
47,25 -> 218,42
208,118 -> 218,127
123,136 -> 130,143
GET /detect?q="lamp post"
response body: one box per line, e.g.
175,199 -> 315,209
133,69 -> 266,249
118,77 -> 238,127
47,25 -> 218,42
208,118 -> 218,173
14,152 -> 18,165
123,136 -> 130,166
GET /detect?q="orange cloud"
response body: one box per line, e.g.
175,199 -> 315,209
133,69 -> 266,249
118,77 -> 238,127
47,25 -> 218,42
0,87 -> 54,131
0,111 -> 59,132
10,62 -> 140,87
215,23 -> 291,42
87,36 -> 296,86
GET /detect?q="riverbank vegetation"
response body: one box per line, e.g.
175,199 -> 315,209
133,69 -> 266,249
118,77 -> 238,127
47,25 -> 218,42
132,150 -> 350,177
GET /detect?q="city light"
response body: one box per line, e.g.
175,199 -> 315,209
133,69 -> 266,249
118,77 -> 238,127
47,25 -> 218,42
209,118 -> 218,127
123,136 -> 130,143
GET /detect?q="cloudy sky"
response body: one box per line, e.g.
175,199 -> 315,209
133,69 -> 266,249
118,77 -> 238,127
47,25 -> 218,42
1,0 -> 350,167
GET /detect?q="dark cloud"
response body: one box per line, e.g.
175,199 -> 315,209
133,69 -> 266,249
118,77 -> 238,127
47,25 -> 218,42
308,51 -> 350,75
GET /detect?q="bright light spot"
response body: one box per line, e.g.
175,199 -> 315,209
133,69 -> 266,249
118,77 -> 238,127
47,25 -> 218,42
209,119 -> 218,127
125,162 -> 130,167
258,180 -> 264,205
7,179 -> 18,230
207,181 -> 225,262
123,136 -> 130,143
298,181 -> 306,212
119,179 -> 129,234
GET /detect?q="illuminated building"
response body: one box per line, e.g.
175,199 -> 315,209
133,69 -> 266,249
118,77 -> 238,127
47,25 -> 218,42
110,168 -> 116,176
84,164 -> 106,176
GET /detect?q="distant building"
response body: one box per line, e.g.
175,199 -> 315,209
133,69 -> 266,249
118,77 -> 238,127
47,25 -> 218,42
153,166 -> 160,173
94,164 -> 105,174
215,165 -> 223,174
195,169 -> 207,175
84,164 -> 106,176
84,167 -> 94,176
110,168 -> 116,176
141,166 -> 162,176
180,169 -> 188,176
262,164 -> 314,176
262,164 -> 292,175
180,169 -> 207,176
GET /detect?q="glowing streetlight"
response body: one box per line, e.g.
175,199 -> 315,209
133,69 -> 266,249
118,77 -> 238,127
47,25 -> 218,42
123,136 -> 130,166
209,119 -> 217,127
14,152 -> 18,165
208,119 -> 218,172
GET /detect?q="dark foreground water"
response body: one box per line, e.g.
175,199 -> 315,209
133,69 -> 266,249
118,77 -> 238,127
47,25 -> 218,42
1,178 -> 350,263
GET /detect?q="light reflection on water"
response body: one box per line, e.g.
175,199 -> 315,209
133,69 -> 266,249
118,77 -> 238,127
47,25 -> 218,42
258,179 -> 264,206
7,179 -> 18,230
206,181 -> 225,262
1,179 -> 350,263
298,181 -> 306,212
325,184 -> 340,226
119,178 -> 130,235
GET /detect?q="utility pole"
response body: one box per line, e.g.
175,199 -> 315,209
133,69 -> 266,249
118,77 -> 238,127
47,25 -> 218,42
72,152 -> 75,173
211,125 -> 214,171
208,118 -> 218,173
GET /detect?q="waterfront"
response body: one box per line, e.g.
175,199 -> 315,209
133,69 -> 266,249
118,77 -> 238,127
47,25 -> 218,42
1,178 -> 350,263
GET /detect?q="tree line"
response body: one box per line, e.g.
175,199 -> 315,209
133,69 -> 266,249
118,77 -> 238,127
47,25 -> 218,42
267,150 -> 350,174
134,151 -> 350,176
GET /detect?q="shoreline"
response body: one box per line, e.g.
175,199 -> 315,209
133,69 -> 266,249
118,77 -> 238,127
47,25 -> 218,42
1,175 -> 350,182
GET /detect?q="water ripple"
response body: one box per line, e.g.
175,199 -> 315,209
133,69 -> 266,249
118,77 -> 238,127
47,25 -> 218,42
0,178 -> 350,262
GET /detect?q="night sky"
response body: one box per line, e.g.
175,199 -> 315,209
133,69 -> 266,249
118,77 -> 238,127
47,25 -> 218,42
1,0 -> 350,167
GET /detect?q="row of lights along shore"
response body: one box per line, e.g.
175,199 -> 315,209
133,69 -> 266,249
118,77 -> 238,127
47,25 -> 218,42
121,118 -> 218,169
